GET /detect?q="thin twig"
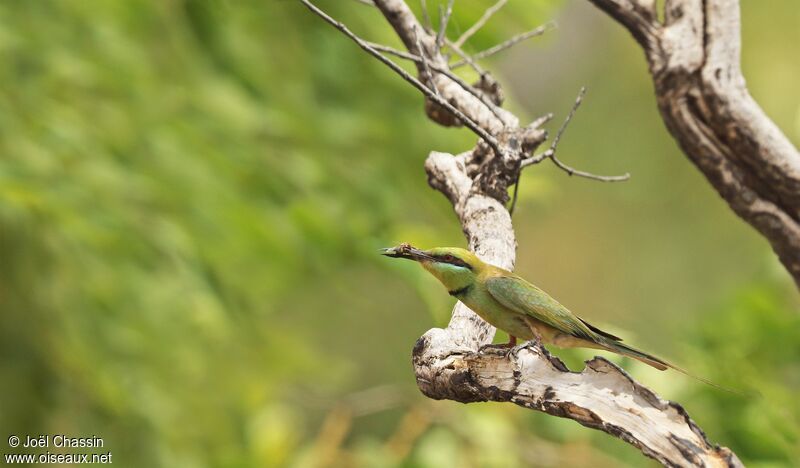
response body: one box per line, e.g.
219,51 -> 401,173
353,0 -> 375,6
414,26 -> 439,97
520,88 -> 630,182
419,0 -> 432,33
509,171 -> 522,215
445,39 -> 486,76
551,154 -> 631,181
549,87 -> 583,152
547,89 -> 628,181
451,22 -> 555,68
529,112 -> 555,130
365,41 -> 422,61
364,41 -> 505,121
453,0 -> 508,48
436,0 -> 455,52
520,151 -> 548,168
299,0 -> 502,157
509,113 -> 552,215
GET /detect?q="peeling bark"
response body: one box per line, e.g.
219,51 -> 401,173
372,0 -> 743,464
303,0 -> 751,465
587,0 -> 800,287
422,148 -> 742,467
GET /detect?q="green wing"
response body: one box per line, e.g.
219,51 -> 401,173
485,275 -> 618,342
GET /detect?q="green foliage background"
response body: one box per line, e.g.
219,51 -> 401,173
0,0 -> 798,466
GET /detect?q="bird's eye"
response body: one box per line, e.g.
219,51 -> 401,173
442,255 -> 454,262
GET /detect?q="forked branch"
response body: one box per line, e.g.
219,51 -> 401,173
450,22 -> 556,69
298,0 -> 501,155
520,86 -> 631,182
453,0 -> 508,48
586,0 -> 800,288
300,0 -> 740,465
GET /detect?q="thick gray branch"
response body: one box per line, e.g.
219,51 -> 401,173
414,330 -> 742,466
421,150 -> 742,467
305,0 -> 741,465
587,0 -> 800,287
367,0 -> 741,465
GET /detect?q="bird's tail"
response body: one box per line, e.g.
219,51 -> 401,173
600,340 -> 751,396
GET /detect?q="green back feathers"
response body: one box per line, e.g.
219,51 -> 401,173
485,275 -> 599,342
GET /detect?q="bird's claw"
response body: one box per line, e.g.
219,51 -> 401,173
478,342 -> 515,356
479,342 -> 527,359
520,338 -> 544,354
508,341 -> 537,359
525,338 -> 544,352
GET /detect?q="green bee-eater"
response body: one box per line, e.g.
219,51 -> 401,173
381,243 -> 734,392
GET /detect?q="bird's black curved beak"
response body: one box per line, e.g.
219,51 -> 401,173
380,244 -> 431,261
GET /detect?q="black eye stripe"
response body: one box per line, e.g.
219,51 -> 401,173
435,255 -> 473,270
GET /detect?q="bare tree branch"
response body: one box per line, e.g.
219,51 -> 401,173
435,0 -> 454,52
587,0 -> 800,287
519,88 -> 629,173
298,0 -> 502,155
363,41 -> 506,121
413,26 -> 440,97
373,0 -> 526,138
522,88 -> 630,182
423,151 -> 740,467
453,0 -> 509,49
545,87 -> 588,159
512,89 -> 628,214
445,39 -> 487,75
301,0 -> 739,465
451,22 -> 555,69
419,0 -> 432,32
550,154 -> 631,181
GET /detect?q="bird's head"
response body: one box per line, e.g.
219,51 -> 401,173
381,243 -> 483,291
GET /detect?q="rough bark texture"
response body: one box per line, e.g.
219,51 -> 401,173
587,0 -> 800,287
305,0 -> 751,465
373,0 -> 743,465
421,149 -> 741,467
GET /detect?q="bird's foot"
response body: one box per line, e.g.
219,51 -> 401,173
479,336 -> 518,357
525,337 -> 543,351
478,343 -> 513,354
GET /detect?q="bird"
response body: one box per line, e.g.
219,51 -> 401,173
381,243 -> 737,392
